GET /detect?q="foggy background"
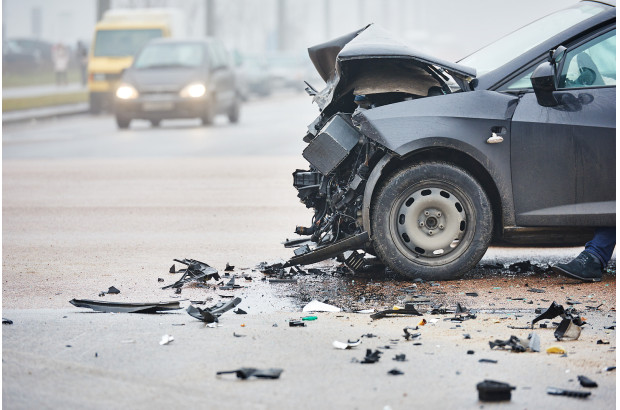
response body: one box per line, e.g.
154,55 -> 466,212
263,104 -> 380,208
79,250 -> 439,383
4,0 -> 577,65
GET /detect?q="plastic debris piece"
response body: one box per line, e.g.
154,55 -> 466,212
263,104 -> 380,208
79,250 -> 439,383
361,349 -> 382,364
107,286 -> 120,294
528,333 -> 541,352
158,278 -> 164,282
70,299 -> 182,313
302,316 -> 317,321
546,387 -> 591,398
98,292 -> 106,297
162,258 -> 220,290
289,320 -> 306,327
2,318 -> 13,325
418,318 -> 427,326
234,308 -> 247,315
403,327 -> 421,341
429,318 -> 439,324
467,350 -> 475,355
388,368 -> 404,375
216,368 -> 283,380
169,264 -> 176,273
302,300 -> 341,312
605,366 -> 615,371
463,334 -> 471,339
186,297 -> 242,323
596,339 -> 610,345
532,301 -> 566,328
555,318 -> 581,341
577,375 -> 597,388
233,332 -> 246,338
225,263 -> 235,271
159,334 -> 174,345
546,345 -> 566,354
477,380 -> 515,402
333,339 -> 361,349
489,335 -> 527,352
393,354 -> 407,362
527,288 -> 545,293
479,359 -> 497,364
361,333 -> 377,338
465,292 -> 479,297
220,276 -> 243,290
356,309 -> 374,314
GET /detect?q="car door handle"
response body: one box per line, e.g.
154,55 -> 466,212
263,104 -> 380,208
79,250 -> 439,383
486,132 -> 504,144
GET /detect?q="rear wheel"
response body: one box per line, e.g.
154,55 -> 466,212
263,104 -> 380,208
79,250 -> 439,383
116,115 -> 131,129
371,162 -> 492,280
150,119 -> 161,127
201,97 -> 215,126
228,97 -> 240,123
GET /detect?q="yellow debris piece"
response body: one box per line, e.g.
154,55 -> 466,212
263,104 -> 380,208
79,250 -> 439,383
546,345 -> 566,354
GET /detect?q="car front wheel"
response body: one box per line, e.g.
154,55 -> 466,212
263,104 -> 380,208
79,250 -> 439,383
116,115 -> 131,129
371,162 -> 492,280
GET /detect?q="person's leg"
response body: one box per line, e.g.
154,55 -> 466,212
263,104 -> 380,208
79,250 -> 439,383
585,227 -> 616,266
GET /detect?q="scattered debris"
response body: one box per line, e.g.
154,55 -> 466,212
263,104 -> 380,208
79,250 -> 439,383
333,339 -> 361,349
106,286 -> 120,294
2,318 -> 13,325
418,318 -> 427,326
596,339 -> 610,345
169,264 -> 176,273
219,277 -> 243,290
159,334 -> 174,345
546,387 -> 591,398
465,292 -> 479,297
162,258 -> 220,290
577,375 -> 598,388
467,350 -> 475,355
529,333 -> 541,352
361,333 -> 377,338
233,308 -> 247,315
225,263 -> 235,271
303,300 -> 341,312
403,327 -> 421,341
604,366 -> 615,371
70,299 -> 182,313
393,354 -> 407,362
463,334 -> 471,339
489,336 -> 528,352
216,368 -> 283,380
233,332 -> 246,338
289,320 -> 306,327
555,319 -> 582,341
186,297 -> 242,323
546,345 -> 566,354
527,288 -> 545,293
360,349 -> 382,364
477,380 -> 515,402
158,278 -> 164,282
387,368 -> 404,375
479,359 -> 498,364
302,316 -> 317,321
370,304 -> 422,320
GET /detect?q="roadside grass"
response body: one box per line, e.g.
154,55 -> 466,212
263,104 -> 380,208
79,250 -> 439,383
2,91 -> 88,112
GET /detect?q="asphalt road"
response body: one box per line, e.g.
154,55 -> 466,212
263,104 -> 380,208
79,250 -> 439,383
2,92 -> 616,409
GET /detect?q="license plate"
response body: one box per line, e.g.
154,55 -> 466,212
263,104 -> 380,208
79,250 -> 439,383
143,101 -> 174,111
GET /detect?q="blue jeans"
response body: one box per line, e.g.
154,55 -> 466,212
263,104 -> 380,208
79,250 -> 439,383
585,227 -> 616,266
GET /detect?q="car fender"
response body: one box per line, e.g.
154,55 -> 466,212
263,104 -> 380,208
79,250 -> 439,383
357,90 -> 519,235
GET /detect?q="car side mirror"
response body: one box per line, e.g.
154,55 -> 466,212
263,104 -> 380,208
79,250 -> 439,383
530,46 -> 567,107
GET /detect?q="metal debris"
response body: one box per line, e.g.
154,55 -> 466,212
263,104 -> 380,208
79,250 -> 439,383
186,297 -> 242,323
225,263 -> 235,271
162,258 -> 220,290
216,368 -> 283,380
546,387 -> 591,398
69,299 -> 182,313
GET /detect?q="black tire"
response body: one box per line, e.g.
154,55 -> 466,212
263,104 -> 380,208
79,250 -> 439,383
150,119 -> 161,127
228,98 -> 240,123
201,98 -> 215,126
371,162 -> 492,280
116,115 -> 131,129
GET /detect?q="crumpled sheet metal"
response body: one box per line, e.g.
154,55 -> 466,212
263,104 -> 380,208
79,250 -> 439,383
186,297 -> 242,323
217,368 -> 283,380
69,299 -> 182,313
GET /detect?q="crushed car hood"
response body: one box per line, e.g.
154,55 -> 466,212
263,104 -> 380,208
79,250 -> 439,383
307,24 -> 476,111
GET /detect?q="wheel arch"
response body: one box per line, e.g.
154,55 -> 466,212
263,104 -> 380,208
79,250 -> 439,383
363,144 -> 511,242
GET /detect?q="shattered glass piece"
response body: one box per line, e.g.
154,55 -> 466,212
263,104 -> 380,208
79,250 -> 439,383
360,349 -> 382,364
70,299 -> 182,313
107,286 -> 120,294
477,380 -> 515,402
554,318 -> 581,341
546,387 -> 591,398
159,334 -> 174,345
387,368 -> 404,375
577,375 -> 598,388
302,300 -> 341,312
217,368 -> 283,380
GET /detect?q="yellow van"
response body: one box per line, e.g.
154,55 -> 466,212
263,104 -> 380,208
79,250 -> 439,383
88,8 -> 185,113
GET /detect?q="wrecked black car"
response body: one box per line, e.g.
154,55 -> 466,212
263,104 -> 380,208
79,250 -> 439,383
289,1 -> 616,280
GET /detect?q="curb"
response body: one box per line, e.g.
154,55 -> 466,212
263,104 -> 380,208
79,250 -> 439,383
2,103 -> 90,125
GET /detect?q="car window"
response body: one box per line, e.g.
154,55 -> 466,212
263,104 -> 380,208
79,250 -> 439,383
459,2 -> 607,76
134,43 -> 205,68
502,67 -> 537,90
559,29 -> 615,88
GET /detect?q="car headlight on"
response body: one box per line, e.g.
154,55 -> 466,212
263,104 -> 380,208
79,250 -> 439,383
180,83 -> 206,98
116,84 -> 139,100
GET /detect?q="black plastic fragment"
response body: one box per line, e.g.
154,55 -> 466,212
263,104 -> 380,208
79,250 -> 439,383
577,375 -> 598,388
186,297 -> 242,323
465,292 -> 479,297
225,263 -> 235,271
216,368 -> 283,379
220,276 -> 242,290
234,308 -> 247,315
371,304 -> 422,319
531,301 -> 566,328
107,286 -> 120,294
527,288 -> 545,293
169,264 -> 176,273
546,387 -> 591,398
70,299 -> 182,313
403,326 -> 421,341
361,349 -> 382,364
479,359 -> 497,364
2,318 -> 13,325
289,320 -> 306,327
489,335 -> 527,352
477,380 -> 515,402
162,258 -> 220,290
158,278 -> 164,282
387,368 -> 404,375
393,354 -> 407,362
596,339 -> 610,345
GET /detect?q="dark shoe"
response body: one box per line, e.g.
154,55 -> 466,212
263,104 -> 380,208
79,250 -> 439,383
552,251 -> 602,282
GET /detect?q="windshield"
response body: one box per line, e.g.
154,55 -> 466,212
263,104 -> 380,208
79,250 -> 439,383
94,29 -> 162,57
133,43 -> 205,69
459,2 -> 608,76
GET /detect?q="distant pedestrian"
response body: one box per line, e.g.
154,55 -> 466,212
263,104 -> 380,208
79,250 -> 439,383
52,43 -> 69,86
76,41 -> 88,87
